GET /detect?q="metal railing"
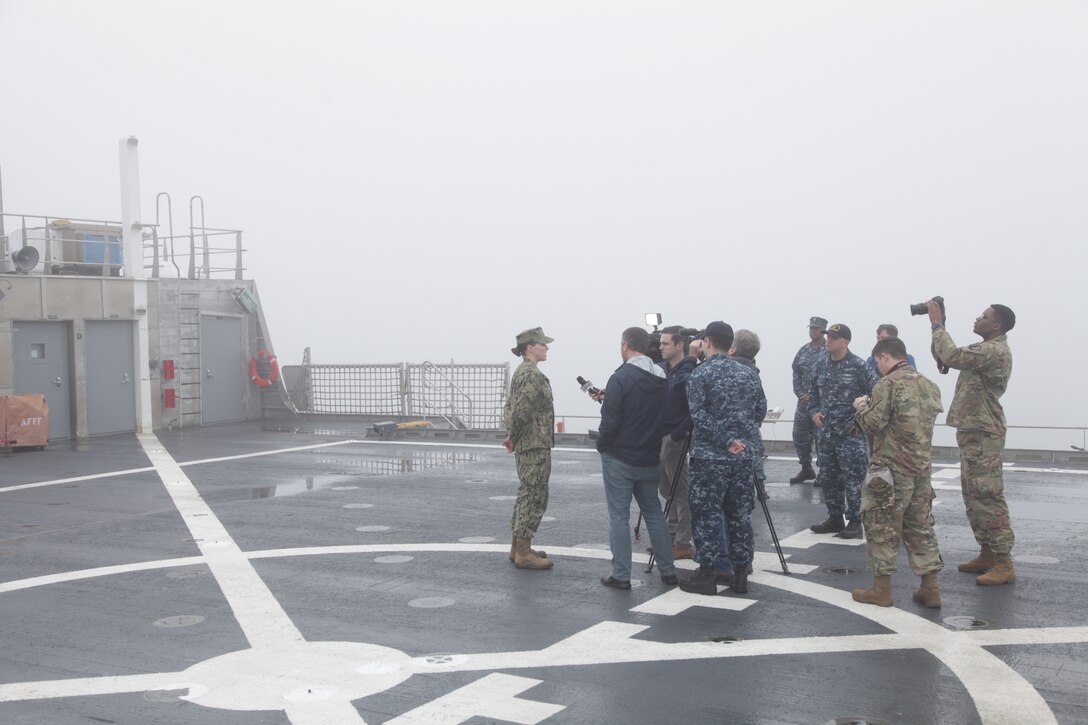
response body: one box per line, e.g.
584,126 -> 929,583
1,197 -> 244,281
284,360 -> 509,429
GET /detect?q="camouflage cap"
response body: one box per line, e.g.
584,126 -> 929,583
808,316 -> 828,330
826,323 -> 851,341
511,327 -> 554,356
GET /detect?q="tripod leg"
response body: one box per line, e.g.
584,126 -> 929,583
756,476 -> 790,575
648,433 -> 692,574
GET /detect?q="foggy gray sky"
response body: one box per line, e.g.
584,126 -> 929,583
2,1 -> 1086,448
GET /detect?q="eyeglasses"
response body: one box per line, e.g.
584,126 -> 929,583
977,314 -> 997,322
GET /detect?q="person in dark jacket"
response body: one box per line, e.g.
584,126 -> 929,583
656,327 -> 697,559
596,327 -> 678,590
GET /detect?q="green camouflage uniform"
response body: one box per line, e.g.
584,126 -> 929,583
503,359 -> 555,538
856,364 -> 944,576
932,330 -> 1014,553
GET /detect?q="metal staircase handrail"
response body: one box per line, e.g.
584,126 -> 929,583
418,361 -> 474,429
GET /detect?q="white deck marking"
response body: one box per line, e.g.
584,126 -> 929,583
630,587 -> 757,615
0,556 -> 204,594
137,434 -> 305,649
778,529 -> 866,549
933,467 -> 962,479
0,672 -> 188,702
386,673 -> 564,724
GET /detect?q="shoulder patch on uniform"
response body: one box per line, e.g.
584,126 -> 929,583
968,343 -> 982,350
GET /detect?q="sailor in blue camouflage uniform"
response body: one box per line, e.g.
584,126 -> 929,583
791,317 -> 829,484
808,323 -> 879,539
680,321 -> 767,596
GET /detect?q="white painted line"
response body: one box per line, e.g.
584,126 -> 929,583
284,700 -> 368,724
778,530 -> 866,549
630,587 -> 756,615
387,673 -> 564,724
0,556 -> 205,594
933,467 -> 962,479
0,672 -> 188,702
0,466 -> 156,493
137,433 -> 305,649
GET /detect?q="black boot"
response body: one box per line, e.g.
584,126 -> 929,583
679,565 -> 718,595
837,519 -> 862,539
810,515 -> 845,534
731,568 -> 749,594
789,466 -> 817,484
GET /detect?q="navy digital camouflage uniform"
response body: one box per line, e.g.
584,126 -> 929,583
687,354 -> 767,572
503,358 -> 555,538
808,351 -> 879,522
792,341 -> 828,468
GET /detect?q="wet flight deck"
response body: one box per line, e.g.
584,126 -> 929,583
1,423 -> 1086,724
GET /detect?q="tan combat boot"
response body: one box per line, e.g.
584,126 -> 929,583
957,545 -> 995,573
513,536 -> 553,570
912,572 -> 941,608
976,553 -> 1015,586
509,535 -> 547,563
852,575 -> 893,607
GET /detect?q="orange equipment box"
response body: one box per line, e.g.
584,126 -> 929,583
1,394 -> 49,448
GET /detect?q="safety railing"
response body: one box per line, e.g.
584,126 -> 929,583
283,359 -> 509,429
1,213 -> 124,276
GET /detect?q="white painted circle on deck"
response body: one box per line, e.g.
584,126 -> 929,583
343,503 -> 374,509
356,525 -> 391,532
177,641 -> 412,710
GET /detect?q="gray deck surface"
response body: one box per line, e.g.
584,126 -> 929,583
1,422 -> 1086,724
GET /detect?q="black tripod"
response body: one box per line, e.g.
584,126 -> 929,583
756,474 -> 790,575
636,432 -> 691,574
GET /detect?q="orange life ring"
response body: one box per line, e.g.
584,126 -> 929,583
249,350 -> 280,388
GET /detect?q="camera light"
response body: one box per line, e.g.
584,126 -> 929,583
645,312 -> 662,328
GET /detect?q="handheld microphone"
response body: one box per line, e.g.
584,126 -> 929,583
576,376 -> 602,403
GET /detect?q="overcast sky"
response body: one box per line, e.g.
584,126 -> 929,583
2,1 -> 1086,448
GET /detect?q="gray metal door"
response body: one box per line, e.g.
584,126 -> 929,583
12,322 -> 72,441
200,316 -> 245,425
85,320 -> 136,436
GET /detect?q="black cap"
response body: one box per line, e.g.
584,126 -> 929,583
826,323 -> 851,341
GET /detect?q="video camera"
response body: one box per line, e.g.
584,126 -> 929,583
909,296 -> 944,319
910,296 -> 950,375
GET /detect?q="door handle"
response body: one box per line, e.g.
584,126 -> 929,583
121,373 -> 131,384
53,376 -> 63,387
206,369 -> 214,379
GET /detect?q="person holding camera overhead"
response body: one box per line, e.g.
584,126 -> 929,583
927,300 -> 1018,586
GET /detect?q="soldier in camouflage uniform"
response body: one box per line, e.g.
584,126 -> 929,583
680,322 -> 767,596
807,324 -> 879,539
791,317 -> 829,484
503,327 -> 555,570
851,337 -> 944,608
928,301 -> 1017,586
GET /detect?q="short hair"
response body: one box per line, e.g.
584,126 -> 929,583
876,323 -> 899,337
872,337 -> 907,360
732,329 -> 761,359
622,326 -> 650,354
990,304 -> 1016,332
706,330 -> 734,352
